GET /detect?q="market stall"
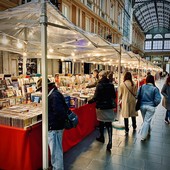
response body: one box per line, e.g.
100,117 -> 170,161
0,103 -> 98,170
0,1 -> 163,169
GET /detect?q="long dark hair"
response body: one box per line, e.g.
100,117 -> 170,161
166,76 -> 170,85
146,75 -> 156,86
93,69 -> 99,79
123,71 -> 134,86
107,70 -> 113,83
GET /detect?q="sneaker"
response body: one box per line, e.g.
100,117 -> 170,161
164,119 -> 169,124
141,137 -> 145,141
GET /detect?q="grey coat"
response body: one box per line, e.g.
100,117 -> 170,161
161,84 -> 170,110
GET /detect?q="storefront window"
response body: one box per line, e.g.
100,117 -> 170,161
165,33 -> 170,38
146,34 -> 152,39
164,40 -> 170,49
110,3 -> 114,20
153,34 -> 163,39
153,41 -> 163,49
87,0 -> 93,9
85,16 -> 91,32
145,41 -> 152,49
62,3 -> 70,19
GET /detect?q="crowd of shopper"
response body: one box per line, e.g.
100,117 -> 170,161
36,69 -> 170,169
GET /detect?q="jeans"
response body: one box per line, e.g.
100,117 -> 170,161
165,110 -> 170,121
48,130 -> 64,170
140,105 -> 155,139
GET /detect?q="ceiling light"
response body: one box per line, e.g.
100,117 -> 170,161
23,52 -> 27,56
2,35 -> 9,44
17,40 -> 23,49
49,48 -> 54,53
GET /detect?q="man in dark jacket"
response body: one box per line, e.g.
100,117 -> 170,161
86,69 -> 99,88
37,78 -> 68,170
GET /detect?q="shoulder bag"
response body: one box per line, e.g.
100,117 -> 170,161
135,86 -> 142,111
124,82 -> 141,111
64,110 -> 78,130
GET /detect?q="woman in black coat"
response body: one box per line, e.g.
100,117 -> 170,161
88,70 -> 116,150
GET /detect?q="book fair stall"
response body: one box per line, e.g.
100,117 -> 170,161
0,1 -> 162,170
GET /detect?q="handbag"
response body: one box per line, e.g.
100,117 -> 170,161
135,97 -> 141,111
124,82 -> 142,111
64,110 -> 78,130
135,86 -> 142,111
162,96 -> 166,109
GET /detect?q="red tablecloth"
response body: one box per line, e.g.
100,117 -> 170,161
0,124 -> 42,170
0,103 -> 98,170
63,103 -> 98,152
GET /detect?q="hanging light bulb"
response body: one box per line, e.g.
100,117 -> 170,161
17,40 -> 23,49
23,52 -> 27,56
49,48 -> 54,53
2,35 -> 9,44
71,52 -> 75,56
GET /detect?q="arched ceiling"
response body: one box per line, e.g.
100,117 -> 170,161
133,0 -> 170,33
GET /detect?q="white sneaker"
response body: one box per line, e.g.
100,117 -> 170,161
164,119 -> 169,124
141,137 -> 145,141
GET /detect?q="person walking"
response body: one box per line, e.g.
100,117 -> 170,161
36,78 -> 68,170
119,71 -> 138,134
88,70 -> 116,151
138,75 -> 161,141
86,69 -> 99,88
161,75 -> 170,124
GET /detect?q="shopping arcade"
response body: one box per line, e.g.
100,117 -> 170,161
0,1 -> 162,169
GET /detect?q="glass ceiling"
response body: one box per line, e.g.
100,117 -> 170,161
133,0 -> 170,33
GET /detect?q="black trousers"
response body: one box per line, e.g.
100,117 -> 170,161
124,117 -> 136,132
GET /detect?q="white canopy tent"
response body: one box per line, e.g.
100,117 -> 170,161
0,0 -> 162,169
0,1 -> 121,61
0,1 -> 161,74
0,1 -> 121,169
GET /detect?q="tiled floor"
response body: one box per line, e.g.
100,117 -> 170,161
64,78 -> 170,170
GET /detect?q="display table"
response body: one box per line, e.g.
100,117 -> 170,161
0,103 -> 98,170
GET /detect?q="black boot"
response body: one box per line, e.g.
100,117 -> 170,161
124,118 -> 129,133
96,121 -> 105,143
106,122 -> 112,150
132,117 -> 137,130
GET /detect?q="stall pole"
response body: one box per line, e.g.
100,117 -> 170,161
146,62 -> 148,74
40,0 -> 49,169
23,28 -> 28,75
117,44 -> 121,116
72,61 -> 75,74
112,44 -> 124,129
137,57 -> 140,89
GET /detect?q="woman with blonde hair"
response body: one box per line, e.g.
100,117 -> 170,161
119,71 -> 138,134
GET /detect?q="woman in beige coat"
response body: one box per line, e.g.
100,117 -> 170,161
119,72 -> 138,134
